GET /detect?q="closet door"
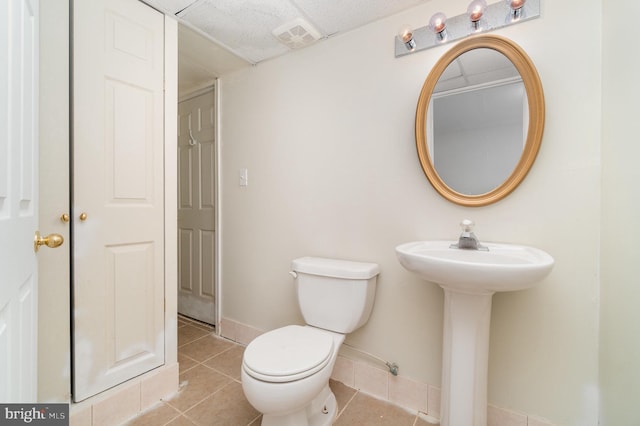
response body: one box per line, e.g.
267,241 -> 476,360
0,0 -> 40,402
72,0 -> 165,401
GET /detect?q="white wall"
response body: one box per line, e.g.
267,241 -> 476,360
599,0 -> 640,424
219,0 -> 602,424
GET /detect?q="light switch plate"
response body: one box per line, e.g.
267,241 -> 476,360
239,168 -> 248,186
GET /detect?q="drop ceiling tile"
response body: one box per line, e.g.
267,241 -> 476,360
144,0 -> 431,65
178,0 -> 304,63
292,0 -> 429,35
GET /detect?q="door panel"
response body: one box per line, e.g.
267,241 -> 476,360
0,0 -> 39,402
105,242 -> 157,366
72,0 -> 165,401
177,89 -> 216,324
106,80 -> 155,201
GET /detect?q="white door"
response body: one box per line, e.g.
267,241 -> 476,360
72,0 -> 165,401
0,0 -> 40,402
178,89 -> 216,325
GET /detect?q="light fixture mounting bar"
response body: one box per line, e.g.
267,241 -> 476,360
394,0 -> 540,57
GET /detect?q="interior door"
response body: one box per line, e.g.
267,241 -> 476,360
72,0 -> 165,401
178,89 -> 216,325
0,0 -> 40,402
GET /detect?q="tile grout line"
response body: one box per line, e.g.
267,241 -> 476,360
177,327 -> 216,349
199,359 -> 243,384
172,329 -> 247,423
179,334 -> 243,380
174,379 -> 247,426
334,388 -> 360,421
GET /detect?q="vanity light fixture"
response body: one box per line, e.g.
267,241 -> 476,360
394,0 -> 540,57
429,13 -> 448,41
506,0 -> 526,20
467,0 -> 487,30
398,25 -> 416,50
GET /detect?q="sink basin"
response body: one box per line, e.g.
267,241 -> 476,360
395,240 -> 554,294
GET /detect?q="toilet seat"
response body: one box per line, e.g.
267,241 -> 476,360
243,325 -> 334,383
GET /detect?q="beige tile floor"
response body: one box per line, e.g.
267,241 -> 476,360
125,316 -> 433,426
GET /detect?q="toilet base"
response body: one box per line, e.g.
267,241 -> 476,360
261,384 -> 337,426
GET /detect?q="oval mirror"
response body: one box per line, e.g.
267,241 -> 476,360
415,35 -> 545,207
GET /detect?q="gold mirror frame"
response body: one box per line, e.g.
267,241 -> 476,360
415,35 -> 545,207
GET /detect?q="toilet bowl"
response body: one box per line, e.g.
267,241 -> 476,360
241,325 -> 345,426
240,257 -> 380,426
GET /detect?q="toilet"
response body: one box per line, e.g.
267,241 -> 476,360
241,256 -> 380,426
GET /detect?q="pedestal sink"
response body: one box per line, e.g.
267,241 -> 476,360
396,240 -> 554,426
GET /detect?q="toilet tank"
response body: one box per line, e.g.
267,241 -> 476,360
291,257 -> 380,334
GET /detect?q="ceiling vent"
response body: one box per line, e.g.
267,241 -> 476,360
272,18 -> 322,50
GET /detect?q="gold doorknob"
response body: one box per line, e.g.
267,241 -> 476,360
60,213 -> 70,223
79,212 -> 88,221
34,231 -> 64,252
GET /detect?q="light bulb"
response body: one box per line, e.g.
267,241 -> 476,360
467,0 -> 487,22
398,25 -> 416,50
505,0 -> 526,20
429,12 -> 447,40
506,0 -> 526,9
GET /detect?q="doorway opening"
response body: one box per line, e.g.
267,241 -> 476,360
177,85 -> 218,327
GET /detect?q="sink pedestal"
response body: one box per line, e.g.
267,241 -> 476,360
440,289 -> 493,426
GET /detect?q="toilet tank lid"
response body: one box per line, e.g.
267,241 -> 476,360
292,257 -> 380,279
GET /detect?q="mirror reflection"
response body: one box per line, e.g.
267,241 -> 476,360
415,35 -> 545,207
427,48 -> 528,195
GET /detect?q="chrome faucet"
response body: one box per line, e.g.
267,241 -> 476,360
450,219 -> 489,251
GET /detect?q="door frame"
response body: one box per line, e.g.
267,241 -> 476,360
37,0 -> 70,402
213,81 -> 222,329
162,15 -> 179,367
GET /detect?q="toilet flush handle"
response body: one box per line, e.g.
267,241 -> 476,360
289,271 -> 297,279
